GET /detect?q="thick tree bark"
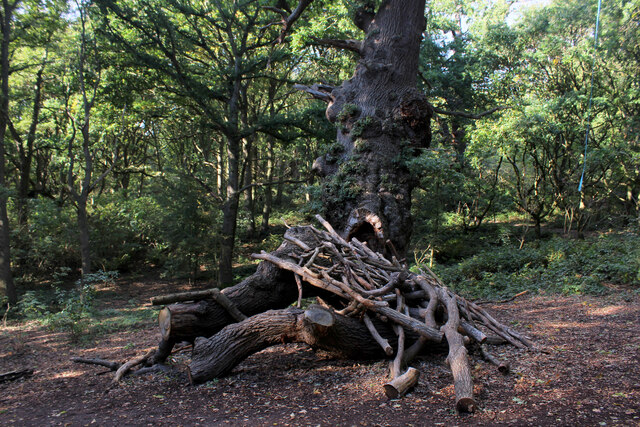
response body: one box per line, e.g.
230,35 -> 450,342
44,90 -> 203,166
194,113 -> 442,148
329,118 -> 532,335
189,305 -> 400,383
315,0 -> 431,256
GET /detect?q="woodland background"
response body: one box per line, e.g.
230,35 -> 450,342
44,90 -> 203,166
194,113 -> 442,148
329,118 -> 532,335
1,0 -> 639,325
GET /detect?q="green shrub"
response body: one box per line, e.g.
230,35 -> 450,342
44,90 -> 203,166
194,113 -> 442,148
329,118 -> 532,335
12,199 -> 79,278
16,291 -> 49,319
37,270 -> 118,341
425,231 -> 640,299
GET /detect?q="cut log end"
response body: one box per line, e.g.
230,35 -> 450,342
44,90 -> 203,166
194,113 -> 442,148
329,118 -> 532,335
304,305 -> 334,327
384,367 -> 420,399
456,397 -> 477,413
159,307 -> 171,342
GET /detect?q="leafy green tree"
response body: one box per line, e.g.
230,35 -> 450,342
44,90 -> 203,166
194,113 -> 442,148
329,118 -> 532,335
65,1 -> 120,277
94,0 -> 323,284
6,0 -> 67,227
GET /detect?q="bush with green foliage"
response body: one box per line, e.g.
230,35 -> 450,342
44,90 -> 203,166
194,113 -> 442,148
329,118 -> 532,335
424,232 -> 640,299
12,199 -> 79,278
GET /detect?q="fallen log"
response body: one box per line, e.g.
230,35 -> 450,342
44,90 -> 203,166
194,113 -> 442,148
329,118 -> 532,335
152,289 -> 248,323
71,357 -> 120,371
189,305 -> 399,383
480,344 -> 510,374
438,288 -> 476,413
384,367 -> 420,399
0,368 -> 33,383
153,227 -> 334,347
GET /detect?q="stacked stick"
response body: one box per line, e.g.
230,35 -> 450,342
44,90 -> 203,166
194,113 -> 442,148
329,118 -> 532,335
252,216 -> 533,412
72,215 -> 532,413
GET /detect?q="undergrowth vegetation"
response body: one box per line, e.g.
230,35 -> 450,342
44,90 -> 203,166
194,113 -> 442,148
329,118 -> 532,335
413,229 -> 640,300
6,218 -> 638,343
5,270 -> 155,342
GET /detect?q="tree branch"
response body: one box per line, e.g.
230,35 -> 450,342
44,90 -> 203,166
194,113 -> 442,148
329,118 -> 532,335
310,37 -> 362,55
266,0 -> 314,43
432,105 -> 509,120
238,178 -> 309,194
293,83 -> 333,103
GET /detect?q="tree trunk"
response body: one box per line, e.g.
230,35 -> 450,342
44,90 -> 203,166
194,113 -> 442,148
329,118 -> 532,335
15,56 -> 46,227
315,0 -> 431,256
261,138 -> 275,235
218,60 -> 244,285
219,133 -> 241,285
0,1 -> 17,305
77,198 -> 91,277
189,305 -> 399,383
242,139 -> 256,235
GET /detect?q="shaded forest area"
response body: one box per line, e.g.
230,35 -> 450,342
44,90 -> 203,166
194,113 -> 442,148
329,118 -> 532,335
0,0 -> 639,424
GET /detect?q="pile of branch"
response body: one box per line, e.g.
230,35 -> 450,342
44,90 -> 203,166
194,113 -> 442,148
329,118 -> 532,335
73,215 -> 532,413
249,216 -> 533,412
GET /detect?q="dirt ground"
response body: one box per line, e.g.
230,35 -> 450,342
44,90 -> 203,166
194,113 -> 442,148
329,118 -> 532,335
1,277 -> 639,426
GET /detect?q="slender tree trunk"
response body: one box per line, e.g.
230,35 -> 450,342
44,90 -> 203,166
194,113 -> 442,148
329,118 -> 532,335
218,51 -> 246,285
219,135 -> 241,285
216,140 -> 225,199
77,198 -> 91,276
242,139 -> 256,235
275,158 -> 284,205
0,0 -> 17,305
15,56 -> 46,227
261,138 -> 274,235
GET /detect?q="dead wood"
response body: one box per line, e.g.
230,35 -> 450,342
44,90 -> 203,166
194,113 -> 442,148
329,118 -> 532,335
480,344 -> 510,374
71,357 -> 120,371
152,289 -> 247,322
89,217 -> 532,414
0,368 -> 33,383
189,306 -> 398,383
183,217 -> 531,412
155,227 -> 322,345
438,288 -> 476,413
384,367 -> 420,399
113,349 -> 156,383
363,313 -> 393,356
475,290 -> 529,305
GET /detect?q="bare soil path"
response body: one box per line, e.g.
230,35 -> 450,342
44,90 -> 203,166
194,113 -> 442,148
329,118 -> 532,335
1,277 -> 639,426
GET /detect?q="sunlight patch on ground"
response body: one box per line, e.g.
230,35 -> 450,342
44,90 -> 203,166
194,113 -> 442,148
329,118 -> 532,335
51,370 -> 85,380
537,320 -> 598,330
1,319 -> 41,333
589,305 -> 627,317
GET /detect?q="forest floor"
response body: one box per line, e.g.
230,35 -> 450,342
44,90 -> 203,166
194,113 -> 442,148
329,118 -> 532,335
1,275 -> 639,426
